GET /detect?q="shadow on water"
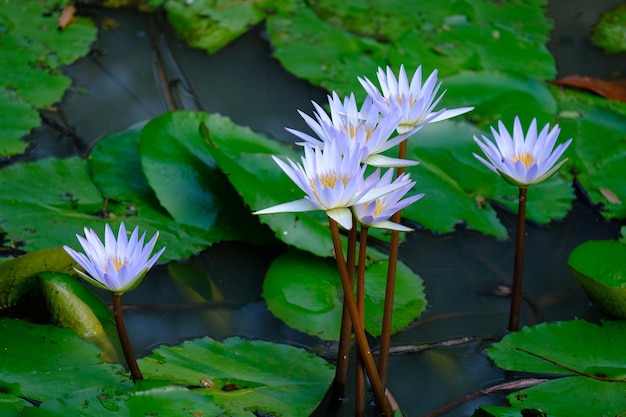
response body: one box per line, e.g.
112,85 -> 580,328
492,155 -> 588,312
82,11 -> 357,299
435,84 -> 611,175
23,1 -> 626,416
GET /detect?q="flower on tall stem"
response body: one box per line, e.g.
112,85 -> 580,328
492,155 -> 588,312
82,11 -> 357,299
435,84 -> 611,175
64,222 -> 165,381
359,64 -> 474,135
473,117 -> 573,187
473,117 -> 572,331
353,169 -> 424,231
287,92 -> 416,167
253,140 -> 410,230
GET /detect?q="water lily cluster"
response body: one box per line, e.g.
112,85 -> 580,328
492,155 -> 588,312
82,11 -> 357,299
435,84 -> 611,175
254,65 -> 474,415
255,64 -> 473,231
58,64 -> 573,417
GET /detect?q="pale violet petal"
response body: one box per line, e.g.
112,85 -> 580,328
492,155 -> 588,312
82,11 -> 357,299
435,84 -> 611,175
368,220 -> 414,232
364,154 -> 420,167
326,208 -> 353,230
428,107 -> 474,123
253,199 -> 318,215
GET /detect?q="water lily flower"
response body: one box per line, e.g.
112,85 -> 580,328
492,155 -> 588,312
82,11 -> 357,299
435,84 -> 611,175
253,141 -> 409,230
64,222 -> 166,294
353,170 -> 424,231
287,92 -> 416,167
473,117 -> 573,187
359,64 -> 474,135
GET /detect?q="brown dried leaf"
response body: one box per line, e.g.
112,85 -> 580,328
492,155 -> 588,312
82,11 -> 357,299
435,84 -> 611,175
553,75 -> 626,103
57,5 -> 76,31
600,187 -> 623,204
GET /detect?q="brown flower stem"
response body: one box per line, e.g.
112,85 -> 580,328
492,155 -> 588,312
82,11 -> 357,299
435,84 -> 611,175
356,225 -> 369,417
112,293 -> 143,381
333,224 -> 358,402
379,139 -> 408,386
329,219 -> 393,417
508,186 -> 528,332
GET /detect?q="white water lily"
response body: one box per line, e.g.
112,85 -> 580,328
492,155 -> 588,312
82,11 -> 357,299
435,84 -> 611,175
253,141 -> 409,230
353,170 -> 424,231
287,92 -> 416,167
473,117 -> 573,187
63,222 -> 165,294
359,64 -> 473,135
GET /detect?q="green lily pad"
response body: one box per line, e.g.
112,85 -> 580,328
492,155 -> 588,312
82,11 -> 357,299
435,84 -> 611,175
17,381 -> 224,417
0,318 -> 128,402
266,4 -> 388,96
201,117 -> 340,257
0,0 -> 97,157
263,249 -> 426,340
0,89 -> 40,156
481,320 -> 626,416
140,111 -> 271,246
591,3 -> 626,54
556,89 -> 626,221
568,239 -> 626,318
139,336 -> 335,417
164,0 -> 273,54
266,0 -> 554,101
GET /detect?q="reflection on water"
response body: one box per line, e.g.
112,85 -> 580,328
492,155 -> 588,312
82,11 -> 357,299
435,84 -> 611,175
28,2 -> 626,416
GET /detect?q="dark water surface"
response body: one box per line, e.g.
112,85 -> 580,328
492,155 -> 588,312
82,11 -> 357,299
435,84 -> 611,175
29,1 -> 626,416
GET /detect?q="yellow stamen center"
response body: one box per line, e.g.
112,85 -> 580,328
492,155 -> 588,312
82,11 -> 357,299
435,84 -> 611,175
110,256 -> 128,272
512,153 -> 534,169
342,122 -> 375,142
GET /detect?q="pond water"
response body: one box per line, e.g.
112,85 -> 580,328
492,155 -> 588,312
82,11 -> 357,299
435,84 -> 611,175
28,1 -> 626,416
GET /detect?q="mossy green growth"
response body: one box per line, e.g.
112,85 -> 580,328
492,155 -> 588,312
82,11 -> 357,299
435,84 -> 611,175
591,3 -> 626,54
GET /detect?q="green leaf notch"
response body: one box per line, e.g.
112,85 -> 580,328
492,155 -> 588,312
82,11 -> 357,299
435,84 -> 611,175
139,336 -> 335,417
263,249 -> 426,340
0,0 -> 97,156
475,320 -> 626,416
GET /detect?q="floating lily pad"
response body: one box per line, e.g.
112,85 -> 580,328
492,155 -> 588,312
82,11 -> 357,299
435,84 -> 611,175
18,381 -> 225,417
568,239 -> 626,318
164,0 -> 273,54
139,111 -> 272,246
0,318 -> 128,403
263,249 -> 426,340
478,320 -> 626,416
0,0 -> 97,157
139,336 -> 334,417
591,3 -> 626,54
555,89 -> 626,220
